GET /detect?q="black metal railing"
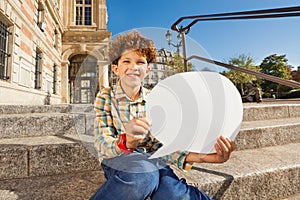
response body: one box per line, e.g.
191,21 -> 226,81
171,6 -> 300,33
170,6 -> 300,89
188,55 -> 300,88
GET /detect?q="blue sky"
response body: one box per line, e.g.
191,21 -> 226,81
106,0 -> 300,70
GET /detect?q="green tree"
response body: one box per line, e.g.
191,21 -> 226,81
168,54 -> 193,73
222,54 -> 260,95
260,54 -> 292,95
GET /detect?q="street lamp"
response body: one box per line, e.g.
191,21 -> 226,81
165,30 -> 182,56
165,29 -> 188,72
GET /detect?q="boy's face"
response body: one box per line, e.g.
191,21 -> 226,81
112,50 -> 150,88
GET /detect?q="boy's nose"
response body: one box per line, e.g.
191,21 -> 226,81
129,64 -> 140,70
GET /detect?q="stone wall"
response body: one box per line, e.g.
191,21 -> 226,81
0,0 -> 62,105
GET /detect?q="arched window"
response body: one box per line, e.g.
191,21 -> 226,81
69,54 -> 98,103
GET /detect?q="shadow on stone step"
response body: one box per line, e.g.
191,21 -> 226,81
0,170 -> 104,200
192,166 -> 234,199
56,135 -> 98,158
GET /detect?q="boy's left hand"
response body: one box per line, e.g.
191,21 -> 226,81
186,136 -> 236,164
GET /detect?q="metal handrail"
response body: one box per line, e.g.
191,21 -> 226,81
171,6 -> 300,32
169,6 -> 300,88
188,55 -> 300,88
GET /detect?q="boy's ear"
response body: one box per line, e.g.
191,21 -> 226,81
112,64 -> 119,75
146,66 -> 150,74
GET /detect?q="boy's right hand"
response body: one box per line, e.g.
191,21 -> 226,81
124,118 -> 151,149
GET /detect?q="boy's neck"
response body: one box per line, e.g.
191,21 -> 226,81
120,81 -> 141,101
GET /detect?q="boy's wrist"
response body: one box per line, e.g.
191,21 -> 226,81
186,152 -> 205,163
117,133 -> 134,154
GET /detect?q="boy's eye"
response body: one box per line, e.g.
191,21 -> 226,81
138,61 -> 146,65
122,60 -> 130,63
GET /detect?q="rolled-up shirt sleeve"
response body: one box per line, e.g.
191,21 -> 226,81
163,151 -> 194,172
94,88 -> 120,159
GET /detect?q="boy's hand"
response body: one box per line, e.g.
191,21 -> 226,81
124,117 -> 151,149
186,136 -> 236,164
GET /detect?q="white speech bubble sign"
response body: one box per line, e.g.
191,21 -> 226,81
146,71 -> 243,159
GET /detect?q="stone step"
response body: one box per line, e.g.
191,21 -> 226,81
0,143 -> 299,199
0,103 -> 299,140
0,170 -> 104,200
71,104 -> 94,113
173,142 -> 300,200
0,113 -> 86,138
1,112 -> 299,151
235,117 -> 300,150
0,104 -> 72,115
0,104 -> 95,115
279,193 -> 300,200
243,104 -> 300,121
1,103 -> 299,120
0,135 -> 100,180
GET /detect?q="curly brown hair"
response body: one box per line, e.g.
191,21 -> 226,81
108,31 -> 156,65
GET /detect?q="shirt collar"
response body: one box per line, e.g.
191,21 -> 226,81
113,81 -> 147,103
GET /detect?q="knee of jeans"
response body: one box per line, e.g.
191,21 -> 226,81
118,169 -> 160,190
120,167 -> 159,182
103,153 -> 163,174
121,157 -> 161,174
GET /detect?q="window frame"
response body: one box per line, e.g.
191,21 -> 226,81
75,0 -> 92,26
53,64 -> 57,94
54,28 -> 58,49
34,49 -> 43,89
37,2 -> 46,32
0,19 -> 11,81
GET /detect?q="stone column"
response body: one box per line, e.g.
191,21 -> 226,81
61,60 -> 70,103
98,61 -> 109,89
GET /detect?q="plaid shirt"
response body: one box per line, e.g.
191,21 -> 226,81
94,82 -> 193,171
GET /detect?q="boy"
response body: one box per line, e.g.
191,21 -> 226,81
91,31 -> 236,200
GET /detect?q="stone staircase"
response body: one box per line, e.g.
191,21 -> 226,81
0,105 -> 104,199
173,103 -> 300,200
0,103 -> 299,199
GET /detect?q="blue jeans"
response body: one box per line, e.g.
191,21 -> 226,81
90,153 -> 212,200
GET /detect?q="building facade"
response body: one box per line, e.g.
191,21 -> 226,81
144,48 -> 175,89
0,0 -> 110,105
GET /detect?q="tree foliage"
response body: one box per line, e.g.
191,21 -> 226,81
259,54 -> 292,94
168,54 -> 193,73
222,54 -> 260,95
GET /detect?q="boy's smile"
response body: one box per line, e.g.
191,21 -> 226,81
126,71 -> 141,79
